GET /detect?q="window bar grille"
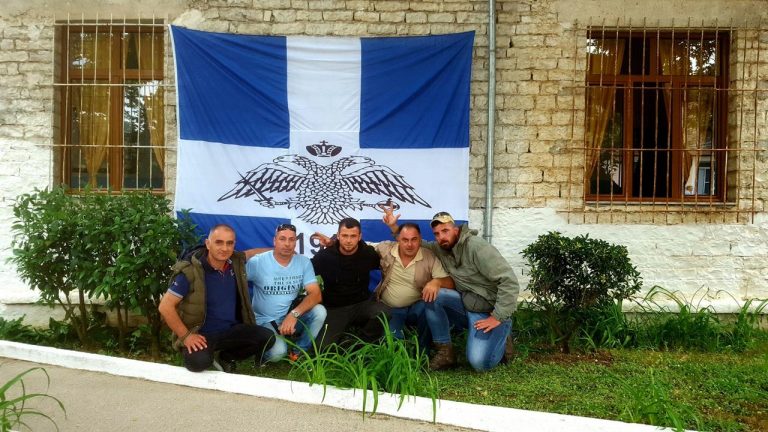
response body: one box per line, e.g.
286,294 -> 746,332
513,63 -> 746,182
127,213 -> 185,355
574,18 -> 764,223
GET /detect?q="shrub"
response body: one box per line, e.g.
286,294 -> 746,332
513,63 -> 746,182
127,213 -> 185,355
522,231 -> 642,353
11,187 -> 198,356
11,187 -> 93,346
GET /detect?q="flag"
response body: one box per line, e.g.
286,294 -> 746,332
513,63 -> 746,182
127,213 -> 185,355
171,26 -> 473,253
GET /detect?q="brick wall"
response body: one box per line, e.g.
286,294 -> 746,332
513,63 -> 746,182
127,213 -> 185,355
1,0 -> 767,317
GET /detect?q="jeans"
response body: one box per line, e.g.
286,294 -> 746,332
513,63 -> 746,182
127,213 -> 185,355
260,304 -> 327,362
424,288 -> 512,371
182,323 -> 274,372
388,301 -> 431,348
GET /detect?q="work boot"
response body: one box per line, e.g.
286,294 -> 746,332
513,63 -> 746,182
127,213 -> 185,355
428,343 -> 456,370
500,334 -> 516,364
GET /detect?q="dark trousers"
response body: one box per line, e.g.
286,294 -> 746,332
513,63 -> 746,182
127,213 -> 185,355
182,323 -> 274,372
318,299 -> 391,350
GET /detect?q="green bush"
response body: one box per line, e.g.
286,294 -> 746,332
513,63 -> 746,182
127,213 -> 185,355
522,231 -> 642,353
11,187 -> 92,346
11,187 -> 198,356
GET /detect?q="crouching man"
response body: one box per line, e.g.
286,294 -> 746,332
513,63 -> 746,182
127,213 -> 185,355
158,224 -> 274,372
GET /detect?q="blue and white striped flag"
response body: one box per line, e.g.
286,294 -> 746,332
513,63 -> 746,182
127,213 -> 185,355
171,26 -> 473,253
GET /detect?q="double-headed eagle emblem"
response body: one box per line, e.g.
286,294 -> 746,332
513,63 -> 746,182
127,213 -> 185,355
218,142 -> 431,224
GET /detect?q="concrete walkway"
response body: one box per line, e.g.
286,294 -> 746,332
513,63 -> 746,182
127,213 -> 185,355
0,341 -> 680,432
0,358 -> 475,432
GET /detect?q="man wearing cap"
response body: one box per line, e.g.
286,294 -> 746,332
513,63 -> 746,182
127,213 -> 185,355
159,224 -> 275,373
247,223 -> 326,362
383,208 -> 519,371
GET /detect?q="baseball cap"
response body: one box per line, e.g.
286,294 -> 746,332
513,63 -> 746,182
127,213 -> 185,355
430,211 -> 455,227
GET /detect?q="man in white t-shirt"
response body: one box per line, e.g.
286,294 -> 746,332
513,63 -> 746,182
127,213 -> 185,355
247,223 -> 326,362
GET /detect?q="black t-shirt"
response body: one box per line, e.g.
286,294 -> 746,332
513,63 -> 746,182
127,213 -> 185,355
311,241 -> 380,309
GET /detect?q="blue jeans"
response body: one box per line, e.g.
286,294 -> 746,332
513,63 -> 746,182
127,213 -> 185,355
389,301 -> 426,339
260,304 -> 327,362
424,288 -> 511,371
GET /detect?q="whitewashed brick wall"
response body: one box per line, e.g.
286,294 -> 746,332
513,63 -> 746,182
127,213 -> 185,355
1,0 -> 766,322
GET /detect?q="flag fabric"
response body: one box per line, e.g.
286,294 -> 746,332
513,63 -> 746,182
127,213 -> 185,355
170,25 -> 473,253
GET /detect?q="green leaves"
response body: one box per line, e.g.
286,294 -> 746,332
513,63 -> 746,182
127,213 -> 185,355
10,187 -> 199,355
0,367 -> 65,432
522,231 -> 642,353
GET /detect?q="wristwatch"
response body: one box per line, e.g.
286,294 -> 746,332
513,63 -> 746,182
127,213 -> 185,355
290,309 -> 301,318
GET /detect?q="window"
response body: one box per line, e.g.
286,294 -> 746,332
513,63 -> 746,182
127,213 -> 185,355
584,29 -> 728,202
56,23 -> 165,191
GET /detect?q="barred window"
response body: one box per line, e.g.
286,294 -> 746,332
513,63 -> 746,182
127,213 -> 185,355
585,29 -> 728,203
56,22 -> 165,191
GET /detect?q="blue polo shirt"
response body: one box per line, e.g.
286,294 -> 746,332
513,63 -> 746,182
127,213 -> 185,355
169,255 -> 238,335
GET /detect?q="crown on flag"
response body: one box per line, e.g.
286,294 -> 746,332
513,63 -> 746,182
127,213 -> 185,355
306,140 -> 342,157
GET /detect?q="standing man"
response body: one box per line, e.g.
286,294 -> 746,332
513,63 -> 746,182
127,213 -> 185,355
374,223 -> 453,343
247,223 -> 326,363
159,224 -> 274,373
384,209 -> 519,371
311,218 -> 390,348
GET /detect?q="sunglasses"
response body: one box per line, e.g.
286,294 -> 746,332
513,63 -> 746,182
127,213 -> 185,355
275,223 -> 297,234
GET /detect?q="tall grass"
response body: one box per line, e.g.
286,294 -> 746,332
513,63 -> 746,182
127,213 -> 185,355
0,367 -> 65,431
287,318 -> 439,420
515,287 -> 768,353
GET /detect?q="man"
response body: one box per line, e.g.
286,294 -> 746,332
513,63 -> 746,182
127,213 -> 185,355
247,223 -> 326,362
158,224 -> 274,373
384,209 -> 519,371
373,223 -> 453,343
311,218 -> 390,348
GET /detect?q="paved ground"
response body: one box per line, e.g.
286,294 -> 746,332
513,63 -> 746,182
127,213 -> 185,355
0,358 -> 477,432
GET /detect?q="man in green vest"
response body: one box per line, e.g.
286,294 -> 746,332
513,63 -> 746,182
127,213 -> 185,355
158,224 -> 274,372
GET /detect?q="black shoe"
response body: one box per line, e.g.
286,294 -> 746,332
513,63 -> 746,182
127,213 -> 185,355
219,358 -> 237,373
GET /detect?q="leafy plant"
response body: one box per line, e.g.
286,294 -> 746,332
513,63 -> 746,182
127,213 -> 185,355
0,317 -> 45,345
11,187 -> 93,347
633,286 -> 768,352
11,187 -> 198,356
88,193 -> 198,357
288,318 -> 439,420
0,367 -> 65,431
522,231 -> 642,353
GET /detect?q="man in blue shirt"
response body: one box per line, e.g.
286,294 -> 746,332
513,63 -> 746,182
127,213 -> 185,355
159,224 -> 274,372
247,223 -> 326,362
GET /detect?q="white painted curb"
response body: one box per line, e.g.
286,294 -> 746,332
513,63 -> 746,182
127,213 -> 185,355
0,341 -> 680,432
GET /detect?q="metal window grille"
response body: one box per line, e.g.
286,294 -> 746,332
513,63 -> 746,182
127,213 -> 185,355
51,13 -> 171,192
566,18 -> 767,224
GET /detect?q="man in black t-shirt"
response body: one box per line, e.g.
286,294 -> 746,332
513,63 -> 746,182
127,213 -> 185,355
311,218 -> 390,349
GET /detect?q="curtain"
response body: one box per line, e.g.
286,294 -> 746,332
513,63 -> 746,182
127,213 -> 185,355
585,39 -> 625,183
659,40 -> 715,194
75,85 -> 110,186
136,33 -> 165,171
71,32 -> 111,72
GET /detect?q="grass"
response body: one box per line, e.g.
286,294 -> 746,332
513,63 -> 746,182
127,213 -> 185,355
2,290 -> 767,431
0,367 -> 66,432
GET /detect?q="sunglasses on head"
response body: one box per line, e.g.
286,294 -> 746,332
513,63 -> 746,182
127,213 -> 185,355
275,223 -> 297,234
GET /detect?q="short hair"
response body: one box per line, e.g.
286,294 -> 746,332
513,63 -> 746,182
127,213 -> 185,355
338,217 -> 361,231
397,223 -> 421,235
209,223 -> 235,238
